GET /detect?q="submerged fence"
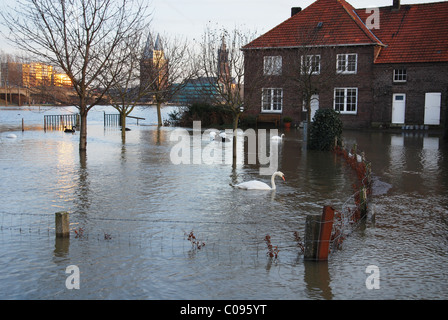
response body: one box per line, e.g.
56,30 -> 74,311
44,114 -> 80,131
304,143 -> 372,261
104,113 -> 145,127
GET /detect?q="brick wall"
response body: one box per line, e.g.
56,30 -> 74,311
243,45 -> 377,129
373,63 -> 448,127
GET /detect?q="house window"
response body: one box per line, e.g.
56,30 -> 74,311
264,56 -> 282,75
262,88 -> 283,112
301,55 -> 320,75
334,88 -> 358,114
336,53 -> 357,74
393,69 -> 407,82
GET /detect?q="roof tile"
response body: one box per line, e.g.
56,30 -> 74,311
244,0 -> 448,64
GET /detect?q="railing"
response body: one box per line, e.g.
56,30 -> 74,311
44,114 -> 80,131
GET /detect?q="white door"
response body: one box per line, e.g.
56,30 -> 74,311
392,94 -> 406,124
424,92 -> 441,125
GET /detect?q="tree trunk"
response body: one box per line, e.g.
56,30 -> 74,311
232,113 -> 240,165
79,110 -> 88,151
157,101 -> 163,126
120,112 -> 127,141
305,97 -> 312,144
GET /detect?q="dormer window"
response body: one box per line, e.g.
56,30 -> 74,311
393,68 -> 407,82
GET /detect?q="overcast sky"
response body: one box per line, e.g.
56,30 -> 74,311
0,0 -> 436,54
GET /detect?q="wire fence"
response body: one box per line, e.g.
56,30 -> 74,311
0,143 -> 373,262
329,144 -> 372,254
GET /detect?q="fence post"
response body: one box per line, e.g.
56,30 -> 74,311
318,206 -> 335,261
304,206 -> 335,261
304,214 -> 321,260
55,211 -> 70,238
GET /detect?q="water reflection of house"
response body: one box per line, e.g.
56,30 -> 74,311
243,0 -> 448,129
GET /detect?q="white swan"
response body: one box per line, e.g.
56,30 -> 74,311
6,133 -> 17,139
235,171 -> 285,190
271,134 -> 285,141
219,131 -> 227,142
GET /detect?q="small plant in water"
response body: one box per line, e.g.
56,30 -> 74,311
185,231 -> 205,250
265,235 -> 279,259
293,231 -> 305,253
74,227 -> 84,238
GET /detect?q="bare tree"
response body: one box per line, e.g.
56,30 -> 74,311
282,28 -> 342,139
140,32 -> 196,127
105,26 -> 149,142
1,0 -> 151,151
197,26 -> 259,163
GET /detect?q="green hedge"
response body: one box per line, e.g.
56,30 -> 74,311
308,109 -> 343,151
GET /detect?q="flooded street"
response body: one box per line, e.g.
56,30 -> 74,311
0,106 -> 447,300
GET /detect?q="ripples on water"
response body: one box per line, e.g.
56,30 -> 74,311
0,106 -> 447,300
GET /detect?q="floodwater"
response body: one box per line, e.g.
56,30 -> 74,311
0,105 -> 447,300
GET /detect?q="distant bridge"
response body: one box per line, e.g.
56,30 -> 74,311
0,87 -> 31,105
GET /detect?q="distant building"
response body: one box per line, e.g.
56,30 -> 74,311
171,37 -> 234,105
218,37 -> 231,86
140,33 -> 169,102
1,62 -> 72,88
171,77 -> 219,105
243,0 -> 448,129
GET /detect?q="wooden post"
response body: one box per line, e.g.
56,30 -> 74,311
22,118 -> 24,132
304,214 -> 321,260
359,186 -> 368,218
317,206 -> 335,261
55,211 -> 70,238
304,206 -> 335,261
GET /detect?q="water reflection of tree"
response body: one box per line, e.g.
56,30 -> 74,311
74,151 -> 91,215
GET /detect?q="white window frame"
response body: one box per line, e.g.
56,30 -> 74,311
336,53 -> 357,74
263,56 -> 282,76
334,87 -> 358,114
301,55 -> 321,75
261,88 -> 283,113
393,68 -> 407,83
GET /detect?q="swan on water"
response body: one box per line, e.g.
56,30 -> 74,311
271,134 -> 285,141
219,131 -> 229,142
6,133 -> 17,139
235,171 -> 285,190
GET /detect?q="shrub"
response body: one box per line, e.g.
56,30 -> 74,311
178,103 -> 233,127
308,108 -> 343,151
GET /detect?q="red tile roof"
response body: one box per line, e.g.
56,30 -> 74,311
356,2 -> 448,63
243,0 -> 383,49
243,0 -> 448,64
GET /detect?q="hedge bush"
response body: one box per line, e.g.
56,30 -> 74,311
308,108 -> 343,151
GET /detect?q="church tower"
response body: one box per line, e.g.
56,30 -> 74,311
217,37 -> 231,86
140,33 -> 169,100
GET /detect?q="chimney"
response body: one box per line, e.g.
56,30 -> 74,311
392,0 -> 401,11
291,7 -> 301,17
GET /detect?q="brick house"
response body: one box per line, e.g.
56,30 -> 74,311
242,0 -> 448,129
